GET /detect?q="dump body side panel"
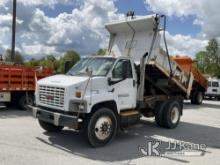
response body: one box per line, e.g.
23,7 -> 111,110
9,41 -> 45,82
0,64 -> 54,92
173,56 -> 208,91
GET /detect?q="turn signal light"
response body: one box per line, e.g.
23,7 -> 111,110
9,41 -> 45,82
75,91 -> 82,98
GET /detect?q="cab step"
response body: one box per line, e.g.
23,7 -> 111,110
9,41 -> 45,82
120,110 -> 140,127
120,110 -> 140,117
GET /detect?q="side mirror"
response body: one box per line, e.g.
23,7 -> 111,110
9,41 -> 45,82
108,77 -> 126,86
108,77 -> 112,86
64,61 -> 72,73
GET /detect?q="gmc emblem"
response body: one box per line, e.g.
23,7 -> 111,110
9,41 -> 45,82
45,95 -> 54,100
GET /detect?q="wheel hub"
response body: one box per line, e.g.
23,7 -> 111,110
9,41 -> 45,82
197,93 -> 203,103
95,116 -> 112,140
171,107 -> 179,124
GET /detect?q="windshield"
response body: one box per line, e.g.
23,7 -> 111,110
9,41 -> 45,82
67,57 -> 116,76
212,81 -> 219,87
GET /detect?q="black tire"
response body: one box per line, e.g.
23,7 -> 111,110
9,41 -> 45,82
155,101 -> 168,127
86,107 -> 118,147
18,94 -> 34,110
192,91 -> 203,105
4,102 -> 15,108
190,92 -> 196,104
38,119 -> 64,132
162,101 -> 181,129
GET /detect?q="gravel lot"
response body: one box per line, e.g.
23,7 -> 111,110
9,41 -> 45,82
0,100 -> 220,165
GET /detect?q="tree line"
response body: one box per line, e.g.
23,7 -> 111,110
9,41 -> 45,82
3,49 -> 81,73
2,41 -> 220,77
196,39 -> 220,78
2,49 -> 106,73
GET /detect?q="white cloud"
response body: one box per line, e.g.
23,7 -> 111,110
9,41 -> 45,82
0,0 -> 122,57
0,0 -> 212,58
3,0 -> 75,7
0,13 -> 23,26
145,0 -> 220,39
22,44 -> 57,55
0,27 -> 11,50
163,32 -> 208,56
144,0 -> 220,56
20,0 -> 69,6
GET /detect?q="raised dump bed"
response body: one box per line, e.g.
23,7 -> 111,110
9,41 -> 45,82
173,56 -> 207,90
105,15 -> 194,99
173,56 -> 208,104
145,57 -> 193,97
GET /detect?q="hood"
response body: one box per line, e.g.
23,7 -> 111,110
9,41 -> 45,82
37,74 -> 89,87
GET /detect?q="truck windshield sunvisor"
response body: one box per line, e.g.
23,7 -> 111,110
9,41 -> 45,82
67,58 -> 116,77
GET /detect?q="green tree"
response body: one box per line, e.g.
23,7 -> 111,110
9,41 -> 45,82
46,55 -> 56,62
57,50 -> 80,73
25,55 -> 57,70
97,48 -> 107,56
43,55 -> 57,69
206,39 -> 220,70
4,49 -> 24,64
195,39 -> 220,77
63,50 -> 80,62
25,50 -> 80,74
25,58 -> 40,67
195,51 -> 208,73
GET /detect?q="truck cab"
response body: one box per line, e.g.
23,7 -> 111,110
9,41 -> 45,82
36,56 -> 137,114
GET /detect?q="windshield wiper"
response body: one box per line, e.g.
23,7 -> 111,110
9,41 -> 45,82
67,72 -> 74,76
68,71 -> 88,76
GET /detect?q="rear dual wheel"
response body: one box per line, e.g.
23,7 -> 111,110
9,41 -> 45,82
5,93 -> 34,110
191,91 -> 203,105
155,100 -> 182,129
18,94 -> 34,110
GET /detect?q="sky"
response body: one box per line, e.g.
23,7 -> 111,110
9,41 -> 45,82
0,0 -> 219,59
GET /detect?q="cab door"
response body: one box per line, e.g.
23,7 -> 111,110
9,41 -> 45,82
110,59 -> 137,110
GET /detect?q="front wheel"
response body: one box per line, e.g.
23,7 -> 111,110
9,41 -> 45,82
86,108 -> 118,147
38,119 -> 64,132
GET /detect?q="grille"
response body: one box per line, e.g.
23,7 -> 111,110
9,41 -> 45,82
39,85 -> 65,108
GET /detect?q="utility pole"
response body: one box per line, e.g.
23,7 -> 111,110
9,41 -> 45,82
11,0 -> 17,62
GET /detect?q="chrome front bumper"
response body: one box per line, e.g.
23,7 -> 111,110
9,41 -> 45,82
27,105 -> 79,127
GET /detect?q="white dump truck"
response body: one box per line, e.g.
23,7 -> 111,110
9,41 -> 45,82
29,14 -> 194,147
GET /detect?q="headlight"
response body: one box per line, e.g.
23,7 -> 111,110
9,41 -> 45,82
69,100 -> 87,113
